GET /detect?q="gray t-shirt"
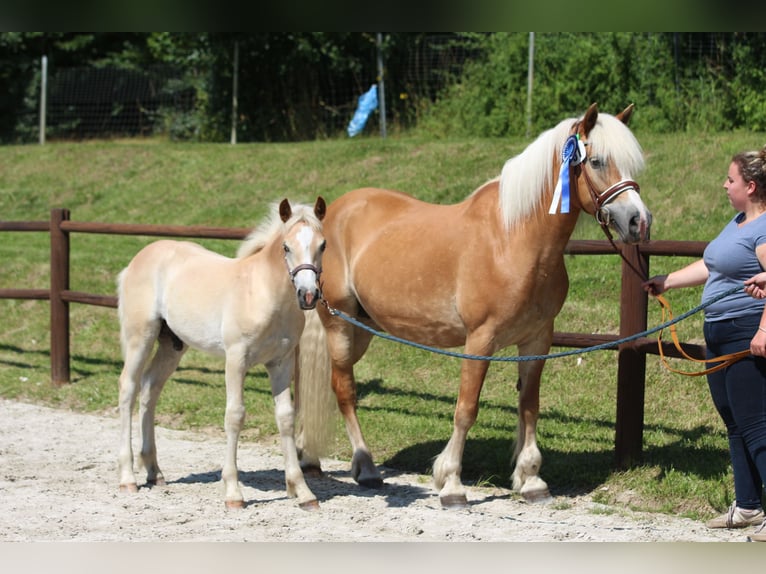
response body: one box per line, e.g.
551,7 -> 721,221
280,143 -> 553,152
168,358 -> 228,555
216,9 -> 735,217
702,212 -> 766,322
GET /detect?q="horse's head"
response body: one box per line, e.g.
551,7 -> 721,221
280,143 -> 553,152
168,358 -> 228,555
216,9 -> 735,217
572,103 -> 652,243
279,196 -> 327,310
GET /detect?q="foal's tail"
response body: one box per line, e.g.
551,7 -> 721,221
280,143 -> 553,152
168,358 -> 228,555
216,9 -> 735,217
295,308 -> 338,461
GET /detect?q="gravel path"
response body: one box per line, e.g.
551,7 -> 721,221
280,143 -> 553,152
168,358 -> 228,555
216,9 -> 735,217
0,398 -> 750,543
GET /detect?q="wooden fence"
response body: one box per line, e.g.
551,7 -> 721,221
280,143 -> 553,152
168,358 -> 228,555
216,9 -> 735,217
0,208 -> 710,468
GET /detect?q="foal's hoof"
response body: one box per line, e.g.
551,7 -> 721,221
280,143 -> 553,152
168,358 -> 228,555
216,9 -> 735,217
299,499 -> 320,511
225,499 -> 246,510
119,483 -> 138,494
518,476 -> 552,503
521,487 -> 552,503
440,494 -> 469,509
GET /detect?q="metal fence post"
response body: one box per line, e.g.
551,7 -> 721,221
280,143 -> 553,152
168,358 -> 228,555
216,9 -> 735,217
50,208 -> 70,385
39,55 -> 47,145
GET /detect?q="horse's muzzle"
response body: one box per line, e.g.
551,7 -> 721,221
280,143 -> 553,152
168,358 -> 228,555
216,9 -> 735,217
297,288 -> 320,310
603,205 -> 652,244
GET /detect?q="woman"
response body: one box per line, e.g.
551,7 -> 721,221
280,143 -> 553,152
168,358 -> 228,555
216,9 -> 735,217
643,146 -> 766,542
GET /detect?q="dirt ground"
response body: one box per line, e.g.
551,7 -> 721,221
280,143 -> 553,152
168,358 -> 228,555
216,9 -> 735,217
0,397 -> 752,544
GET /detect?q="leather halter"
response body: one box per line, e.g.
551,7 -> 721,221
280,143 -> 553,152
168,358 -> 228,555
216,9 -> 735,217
285,259 -> 324,306
570,120 -> 641,223
569,121 -> 646,279
583,170 -> 641,225
282,222 -> 323,286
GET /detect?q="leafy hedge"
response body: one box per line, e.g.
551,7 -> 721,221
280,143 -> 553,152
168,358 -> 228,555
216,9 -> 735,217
3,33 -> 766,142
418,32 -> 766,137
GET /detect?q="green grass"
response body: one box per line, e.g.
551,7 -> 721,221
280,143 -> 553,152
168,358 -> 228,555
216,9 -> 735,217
2,129 -> 765,521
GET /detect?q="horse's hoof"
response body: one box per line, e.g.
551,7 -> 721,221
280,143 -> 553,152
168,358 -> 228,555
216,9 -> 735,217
357,477 -> 384,489
440,494 -> 469,509
225,499 -> 246,509
521,488 -> 552,503
119,483 -> 138,493
299,499 -> 320,511
146,478 -> 166,487
301,465 -> 324,479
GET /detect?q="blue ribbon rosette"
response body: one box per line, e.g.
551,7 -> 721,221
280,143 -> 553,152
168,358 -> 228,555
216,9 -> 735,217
548,134 -> 585,214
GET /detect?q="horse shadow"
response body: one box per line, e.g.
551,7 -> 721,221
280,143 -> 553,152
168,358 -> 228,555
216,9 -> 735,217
383,422 -> 733,500
355,375 -> 734,498
169,465 -> 435,509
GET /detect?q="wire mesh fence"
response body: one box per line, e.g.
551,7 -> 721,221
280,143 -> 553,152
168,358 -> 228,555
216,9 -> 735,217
45,66 -> 195,139
7,32 -> 762,143
13,35 -> 475,143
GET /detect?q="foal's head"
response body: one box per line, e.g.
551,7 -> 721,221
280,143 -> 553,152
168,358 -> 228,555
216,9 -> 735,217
279,196 -> 327,310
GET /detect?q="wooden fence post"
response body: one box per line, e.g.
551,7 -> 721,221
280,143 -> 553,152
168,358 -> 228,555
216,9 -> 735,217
50,208 -> 70,385
614,244 -> 650,468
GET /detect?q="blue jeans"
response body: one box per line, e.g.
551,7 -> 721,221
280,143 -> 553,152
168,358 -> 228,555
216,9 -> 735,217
705,314 -> 766,510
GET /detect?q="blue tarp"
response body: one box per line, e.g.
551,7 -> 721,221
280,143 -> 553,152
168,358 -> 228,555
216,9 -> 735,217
347,84 -> 378,137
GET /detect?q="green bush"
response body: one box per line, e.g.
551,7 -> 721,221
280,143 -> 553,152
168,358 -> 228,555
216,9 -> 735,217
417,33 -> 766,138
731,43 -> 766,131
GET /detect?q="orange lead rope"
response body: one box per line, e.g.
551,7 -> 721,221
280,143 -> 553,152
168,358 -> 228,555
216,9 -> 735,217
655,294 -> 750,376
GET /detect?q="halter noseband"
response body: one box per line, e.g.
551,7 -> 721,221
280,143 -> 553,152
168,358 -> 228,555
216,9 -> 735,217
281,221 -> 323,287
286,261 -> 322,284
583,172 -> 641,226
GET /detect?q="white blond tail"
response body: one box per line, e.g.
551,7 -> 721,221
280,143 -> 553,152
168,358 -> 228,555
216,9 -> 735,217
295,308 -> 337,460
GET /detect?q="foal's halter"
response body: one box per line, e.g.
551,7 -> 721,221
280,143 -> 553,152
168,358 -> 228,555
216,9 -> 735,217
287,262 -> 322,285
284,258 -> 324,307
282,226 -> 323,288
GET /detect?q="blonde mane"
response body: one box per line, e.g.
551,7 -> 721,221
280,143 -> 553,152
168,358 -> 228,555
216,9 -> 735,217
236,201 -> 323,258
495,111 -> 645,231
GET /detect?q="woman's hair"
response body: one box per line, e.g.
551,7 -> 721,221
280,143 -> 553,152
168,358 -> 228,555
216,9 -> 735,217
732,145 -> 766,201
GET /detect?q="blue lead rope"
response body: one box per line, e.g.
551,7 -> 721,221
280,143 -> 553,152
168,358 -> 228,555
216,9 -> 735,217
325,284 -> 744,362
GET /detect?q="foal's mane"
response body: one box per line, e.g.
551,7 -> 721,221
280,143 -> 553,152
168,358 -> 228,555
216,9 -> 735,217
492,110 -> 645,231
236,201 -> 322,258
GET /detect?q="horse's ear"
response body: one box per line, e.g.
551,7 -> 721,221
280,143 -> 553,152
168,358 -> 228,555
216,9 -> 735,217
279,199 -> 292,223
582,103 -> 599,135
616,103 -> 635,126
314,196 -> 327,221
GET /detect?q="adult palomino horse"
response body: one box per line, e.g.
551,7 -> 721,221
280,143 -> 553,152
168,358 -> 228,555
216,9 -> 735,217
117,197 -> 326,510
296,104 -> 652,508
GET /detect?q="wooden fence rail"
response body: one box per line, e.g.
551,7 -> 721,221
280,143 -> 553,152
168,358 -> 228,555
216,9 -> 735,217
1,208 -> 710,468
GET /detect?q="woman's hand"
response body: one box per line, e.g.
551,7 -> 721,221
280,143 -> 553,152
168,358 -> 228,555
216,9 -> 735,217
744,272 -> 766,299
642,275 -> 669,296
752,329 -> 766,357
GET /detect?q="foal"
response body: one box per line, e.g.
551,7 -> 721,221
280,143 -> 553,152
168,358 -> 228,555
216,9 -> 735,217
116,197 -> 326,509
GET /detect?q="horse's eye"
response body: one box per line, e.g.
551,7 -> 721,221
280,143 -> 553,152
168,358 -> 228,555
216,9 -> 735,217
589,157 -> 603,169
283,243 -> 290,253
319,240 -> 327,252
